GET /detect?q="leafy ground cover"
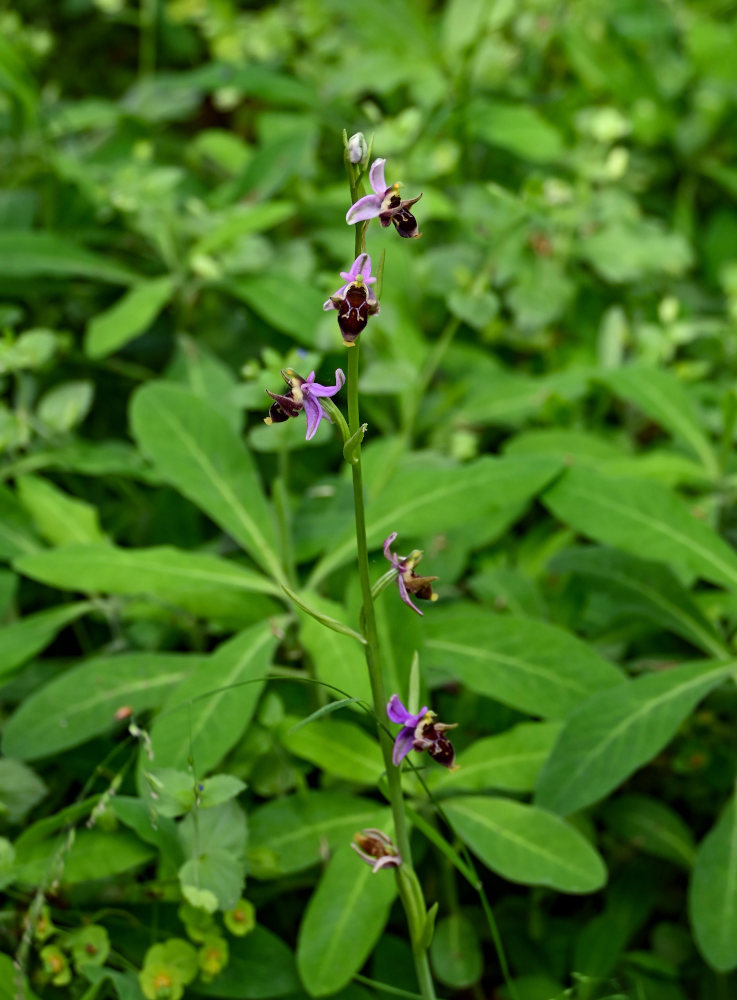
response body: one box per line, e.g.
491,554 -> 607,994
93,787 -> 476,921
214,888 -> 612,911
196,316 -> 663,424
2,1 -> 737,998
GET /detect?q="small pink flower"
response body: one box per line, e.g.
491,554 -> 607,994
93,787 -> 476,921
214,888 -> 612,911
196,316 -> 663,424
264,369 -> 345,440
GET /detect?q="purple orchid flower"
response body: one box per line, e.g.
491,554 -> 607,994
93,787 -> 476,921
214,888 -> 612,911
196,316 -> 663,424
346,158 -> 423,239
383,532 -> 439,616
351,828 -> 401,872
264,368 -> 345,440
387,694 -> 429,766
387,694 -> 458,769
323,253 -> 380,345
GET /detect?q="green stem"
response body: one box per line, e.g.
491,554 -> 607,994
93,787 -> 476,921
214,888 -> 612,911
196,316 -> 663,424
346,346 -> 436,1000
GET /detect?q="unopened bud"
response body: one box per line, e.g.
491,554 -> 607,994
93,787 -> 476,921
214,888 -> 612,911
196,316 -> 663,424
347,132 -> 367,164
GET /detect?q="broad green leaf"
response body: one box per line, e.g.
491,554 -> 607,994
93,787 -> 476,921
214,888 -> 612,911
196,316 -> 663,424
17,475 -> 106,545
544,465 -> 737,590
189,926 -> 299,998
297,843 -> 397,996
191,202 -> 295,256
0,602 -> 91,681
248,792 -> 388,878
467,99 -> 565,162
599,366 -> 718,475
0,953 -> 38,1000
2,653 -> 200,760
113,796 -> 183,869
444,796 -> 606,893
15,543 -> 281,623
0,483 -> 39,559
601,794 -> 696,869
179,800 -> 247,912
37,380 -> 94,432
0,759 -> 47,823
0,231 -> 136,284
551,547 -> 728,658
149,623 -> 277,773
280,717 -> 383,785
85,275 -> 175,358
225,274 -> 325,345
535,659 -> 737,815
166,334 -> 241,432
689,792 -> 737,972
130,383 -> 284,584
425,611 -> 623,718
430,914 -> 483,989
428,722 -> 561,796
310,455 -> 561,585
14,830 -> 154,885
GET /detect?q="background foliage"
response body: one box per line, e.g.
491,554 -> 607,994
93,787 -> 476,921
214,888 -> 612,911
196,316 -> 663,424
2,0 -> 737,998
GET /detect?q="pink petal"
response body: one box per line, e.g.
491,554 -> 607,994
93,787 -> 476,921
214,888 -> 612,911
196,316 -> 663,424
398,574 -> 423,616
346,194 -> 382,225
387,693 -> 410,724
369,158 -> 387,196
306,369 -> 345,398
383,532 -> 398,562
303,397 -> 323,440
392,728 -> 415,766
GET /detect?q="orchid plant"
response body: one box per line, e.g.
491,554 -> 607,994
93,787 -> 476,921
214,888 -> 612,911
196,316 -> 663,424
263,137 -> 449,1000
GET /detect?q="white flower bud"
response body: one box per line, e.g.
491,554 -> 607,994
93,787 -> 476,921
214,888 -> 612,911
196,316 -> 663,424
347,132 -> 368,164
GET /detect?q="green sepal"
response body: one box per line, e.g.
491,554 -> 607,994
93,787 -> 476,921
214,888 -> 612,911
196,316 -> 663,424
343,423 -> 368,465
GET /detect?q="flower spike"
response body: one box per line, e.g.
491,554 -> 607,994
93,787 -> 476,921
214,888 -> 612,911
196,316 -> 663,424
264,369 -> 345,441
346,158 -> 423,239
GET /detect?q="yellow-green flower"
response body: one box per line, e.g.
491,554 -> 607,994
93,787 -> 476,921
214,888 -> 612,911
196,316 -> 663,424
34,905 -> 56,943
178,901 -> 215,943
68,925 -> 110,972
224,898 -> 255,937
139,938 -> 198,1000
40,945 -> 71,987
198,934 -> 229,982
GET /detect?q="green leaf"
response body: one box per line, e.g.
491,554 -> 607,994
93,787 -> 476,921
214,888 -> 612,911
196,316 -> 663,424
297,594 -> 373,706
544,465 -> 737,590
283,585 -> 366,644
112,796 -> 183,869
467,99 -> 565,162
130,383 -> 284,584
17,475 -> 106,545
297,844 -> 397,996
601,794 -> 696,869
0,758 -> 46,823
14,830 -> 154,885
428,721 -> 561,796
430,914 -> 483,989
599,366 -> 718,475
535,659 -> 737,816
2,653 -> 200,760
248,792 -> 388,878
280,716 -> 383,785
551,546 -> 727,658
0,602 -> 90,681
0,482 -> 38,559
444,796 -> 606,893
0,953 -> 39,1000
0,231 -> 136,284
37,380 -> 94,433
191,202 -> 295,256
179,800 -> 247,911
15,543 -> 281,623
225,274 -> 326,345
189,926 -> 299,998
85,275 -> 175,358
425,611 -> 623,718
149,623 -> 277,773
310,455 -> 561,585
689,792 -> 737,972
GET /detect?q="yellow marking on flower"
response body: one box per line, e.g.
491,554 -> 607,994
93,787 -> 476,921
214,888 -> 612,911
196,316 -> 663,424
264,416 -> 274,426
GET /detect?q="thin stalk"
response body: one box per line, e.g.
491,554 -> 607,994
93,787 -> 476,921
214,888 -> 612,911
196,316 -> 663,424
346,346 -> 436,1000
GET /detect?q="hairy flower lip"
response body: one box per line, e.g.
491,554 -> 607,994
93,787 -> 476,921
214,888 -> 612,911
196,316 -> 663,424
387,694 -> 458,769
324,253 -> 380,344
346,158 -> 423,238
264,369 -> 345,440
